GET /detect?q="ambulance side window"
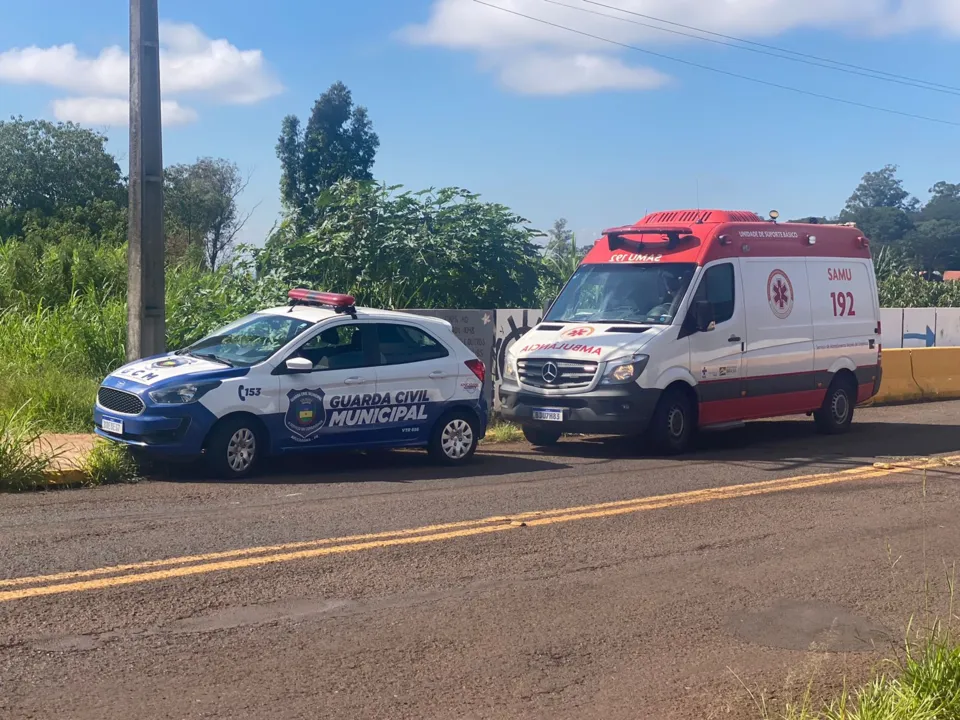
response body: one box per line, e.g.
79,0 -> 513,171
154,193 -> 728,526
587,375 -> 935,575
693,263 -> 736,324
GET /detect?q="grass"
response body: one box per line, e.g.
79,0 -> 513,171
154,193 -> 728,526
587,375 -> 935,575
758,632 -> 960,720
81,440 -> 140,486
0,368 -> 98,433
0,403 -> 61,492
482,419 -> 525,444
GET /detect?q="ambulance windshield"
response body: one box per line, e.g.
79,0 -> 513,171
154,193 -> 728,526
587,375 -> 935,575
545,263 -> 697,325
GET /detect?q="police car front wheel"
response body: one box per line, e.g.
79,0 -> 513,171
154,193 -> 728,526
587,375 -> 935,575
207,417 -> 263,479
429,411 -> 479,465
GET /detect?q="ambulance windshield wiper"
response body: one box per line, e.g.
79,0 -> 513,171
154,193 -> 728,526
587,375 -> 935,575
587,319 -> 648,325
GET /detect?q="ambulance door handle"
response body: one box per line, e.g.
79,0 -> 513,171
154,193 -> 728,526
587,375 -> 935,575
344,376 -> 366,386
429,370 -> 447,379
728,335 -> 741,343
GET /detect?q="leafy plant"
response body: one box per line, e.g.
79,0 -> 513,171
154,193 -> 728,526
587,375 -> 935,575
82,441 -> 140,486
0,403 -> 58,492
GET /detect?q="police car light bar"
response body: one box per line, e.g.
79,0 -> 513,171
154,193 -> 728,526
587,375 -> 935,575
287,289 -> 357,313
604,225 -> 695,252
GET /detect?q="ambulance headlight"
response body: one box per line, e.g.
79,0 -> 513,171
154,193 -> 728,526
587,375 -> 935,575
148,381 -> 221,405
601,355 -> 649,385
504,349 -> 518,381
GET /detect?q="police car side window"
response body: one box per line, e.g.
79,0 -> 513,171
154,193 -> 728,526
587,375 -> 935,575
377,324 -> 449,366
693,263 -> 736,324
296,324 -> 371,371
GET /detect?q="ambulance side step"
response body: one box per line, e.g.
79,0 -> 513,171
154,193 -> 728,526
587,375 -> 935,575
700,421 -> 746,432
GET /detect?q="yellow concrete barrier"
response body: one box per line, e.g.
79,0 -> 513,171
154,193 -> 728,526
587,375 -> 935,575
909,347 -> 960,401
869,348 -> 922,405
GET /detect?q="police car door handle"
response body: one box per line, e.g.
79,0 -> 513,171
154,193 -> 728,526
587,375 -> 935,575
344,376 -> 366,386
429,370 -> 447,379
728,335 -> 741,343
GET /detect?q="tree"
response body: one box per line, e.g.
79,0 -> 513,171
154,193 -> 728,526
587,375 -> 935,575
164,158 -> 255,269
839,165 -> 917,248
256,180 -> 544,309
276,82 -> 379,229
844,165 -> 917,212
0,117 -> 124,238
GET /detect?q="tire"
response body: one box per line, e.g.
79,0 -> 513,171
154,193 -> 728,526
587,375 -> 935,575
815,376 -> 856,435
522,426 -> 562,447
206,416 -> 264,479
649,386 -> 695,455
429,410 -> 480,465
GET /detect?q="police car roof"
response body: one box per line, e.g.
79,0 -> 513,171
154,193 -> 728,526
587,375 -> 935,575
259,304 -> 453,328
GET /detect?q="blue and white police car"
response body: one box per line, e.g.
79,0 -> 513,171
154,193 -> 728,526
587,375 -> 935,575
94,290 -> 489,478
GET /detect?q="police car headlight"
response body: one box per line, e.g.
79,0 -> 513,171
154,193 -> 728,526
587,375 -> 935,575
148,381 -> 221,405
601,355 -> 649,385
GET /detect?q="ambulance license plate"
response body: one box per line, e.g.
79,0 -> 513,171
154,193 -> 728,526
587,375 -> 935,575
101,418 -> 124,435
532,408 -> 563,422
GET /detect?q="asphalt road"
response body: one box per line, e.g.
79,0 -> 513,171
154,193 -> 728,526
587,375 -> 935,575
2,403 -> 960,720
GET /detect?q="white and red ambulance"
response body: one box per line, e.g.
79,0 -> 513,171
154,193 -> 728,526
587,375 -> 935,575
499,209 -> 882,453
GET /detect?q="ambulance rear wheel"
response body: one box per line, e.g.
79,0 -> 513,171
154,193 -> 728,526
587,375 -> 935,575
206,416 -> 263,479
429,410 -> 480,465
522,426 -> 562,447
815,376 -> 856,435
649,387 -> 694,455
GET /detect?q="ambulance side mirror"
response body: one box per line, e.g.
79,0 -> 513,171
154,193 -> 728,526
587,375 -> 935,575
285,357 -> 314,373
694,301 -> 716,333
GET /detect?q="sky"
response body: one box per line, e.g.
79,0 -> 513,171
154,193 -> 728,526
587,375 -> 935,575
1,0 -> 959,247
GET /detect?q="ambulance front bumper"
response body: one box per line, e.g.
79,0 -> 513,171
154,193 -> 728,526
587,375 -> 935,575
498,381 -> 661,435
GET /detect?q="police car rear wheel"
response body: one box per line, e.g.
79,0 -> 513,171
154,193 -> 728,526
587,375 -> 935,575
207,418 -> 262,478
429,412 -> 479,465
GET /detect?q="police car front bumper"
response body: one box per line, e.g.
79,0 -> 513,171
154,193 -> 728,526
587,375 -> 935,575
93,403 -> 211,457
498,381 -> 661,435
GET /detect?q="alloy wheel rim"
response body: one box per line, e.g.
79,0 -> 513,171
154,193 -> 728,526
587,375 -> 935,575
441,419 -> 473,459
227,428 -> 256,472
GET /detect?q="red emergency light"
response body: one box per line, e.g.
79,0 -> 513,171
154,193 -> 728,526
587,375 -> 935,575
603,225 -> 696,252
287,289 -> 357,313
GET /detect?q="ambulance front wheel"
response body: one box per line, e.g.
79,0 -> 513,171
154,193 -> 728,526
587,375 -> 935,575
206,416 -> 264,479
522,426 -> 562,447
649,386 -> 695,455
429,410 -> 480,465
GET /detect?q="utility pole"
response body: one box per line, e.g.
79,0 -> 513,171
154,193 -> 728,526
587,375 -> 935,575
127,0 -> 165,361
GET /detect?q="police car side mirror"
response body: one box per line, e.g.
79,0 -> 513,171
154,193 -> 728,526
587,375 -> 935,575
695,301 -> 716,332
285,357 -> 314,373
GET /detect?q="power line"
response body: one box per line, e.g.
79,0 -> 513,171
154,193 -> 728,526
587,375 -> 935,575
471,0 -> 960,128
581,0 -> 960,95
537,0 -> 960,97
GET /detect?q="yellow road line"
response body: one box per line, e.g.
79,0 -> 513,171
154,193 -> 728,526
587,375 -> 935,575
1,455 -> 954,604
0,462 -> 882,589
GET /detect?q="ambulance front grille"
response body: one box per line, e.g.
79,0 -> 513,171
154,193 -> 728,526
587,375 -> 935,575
518,358 -> 599,390
97,387 -> 145,415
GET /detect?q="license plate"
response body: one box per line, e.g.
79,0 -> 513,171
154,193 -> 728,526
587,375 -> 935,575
532,408 -> 564,422
101,418 -> 124,435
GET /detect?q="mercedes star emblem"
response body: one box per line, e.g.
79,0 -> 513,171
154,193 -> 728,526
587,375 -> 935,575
541,362 -> 559,384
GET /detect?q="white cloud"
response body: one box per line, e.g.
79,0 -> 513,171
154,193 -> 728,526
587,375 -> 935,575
401,0 -> 960,95
497,51 -> 667,94
0,21 -> 281,126
52,97 -> 198,127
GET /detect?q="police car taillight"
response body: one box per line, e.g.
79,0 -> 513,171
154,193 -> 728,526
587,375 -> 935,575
465,359 -> 485,384
287,289 -> 356,312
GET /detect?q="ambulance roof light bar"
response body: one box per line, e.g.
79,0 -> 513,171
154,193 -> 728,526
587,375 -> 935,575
603,225 -> 695,252
287,289 -> 357,315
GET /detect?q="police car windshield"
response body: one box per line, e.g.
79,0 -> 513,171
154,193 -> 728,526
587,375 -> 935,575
546,263 -> 697,325
182,313 -> 314,367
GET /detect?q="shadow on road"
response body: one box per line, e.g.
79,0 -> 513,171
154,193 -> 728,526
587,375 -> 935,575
148,448 -> 571,486
538,418 -> 960,476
